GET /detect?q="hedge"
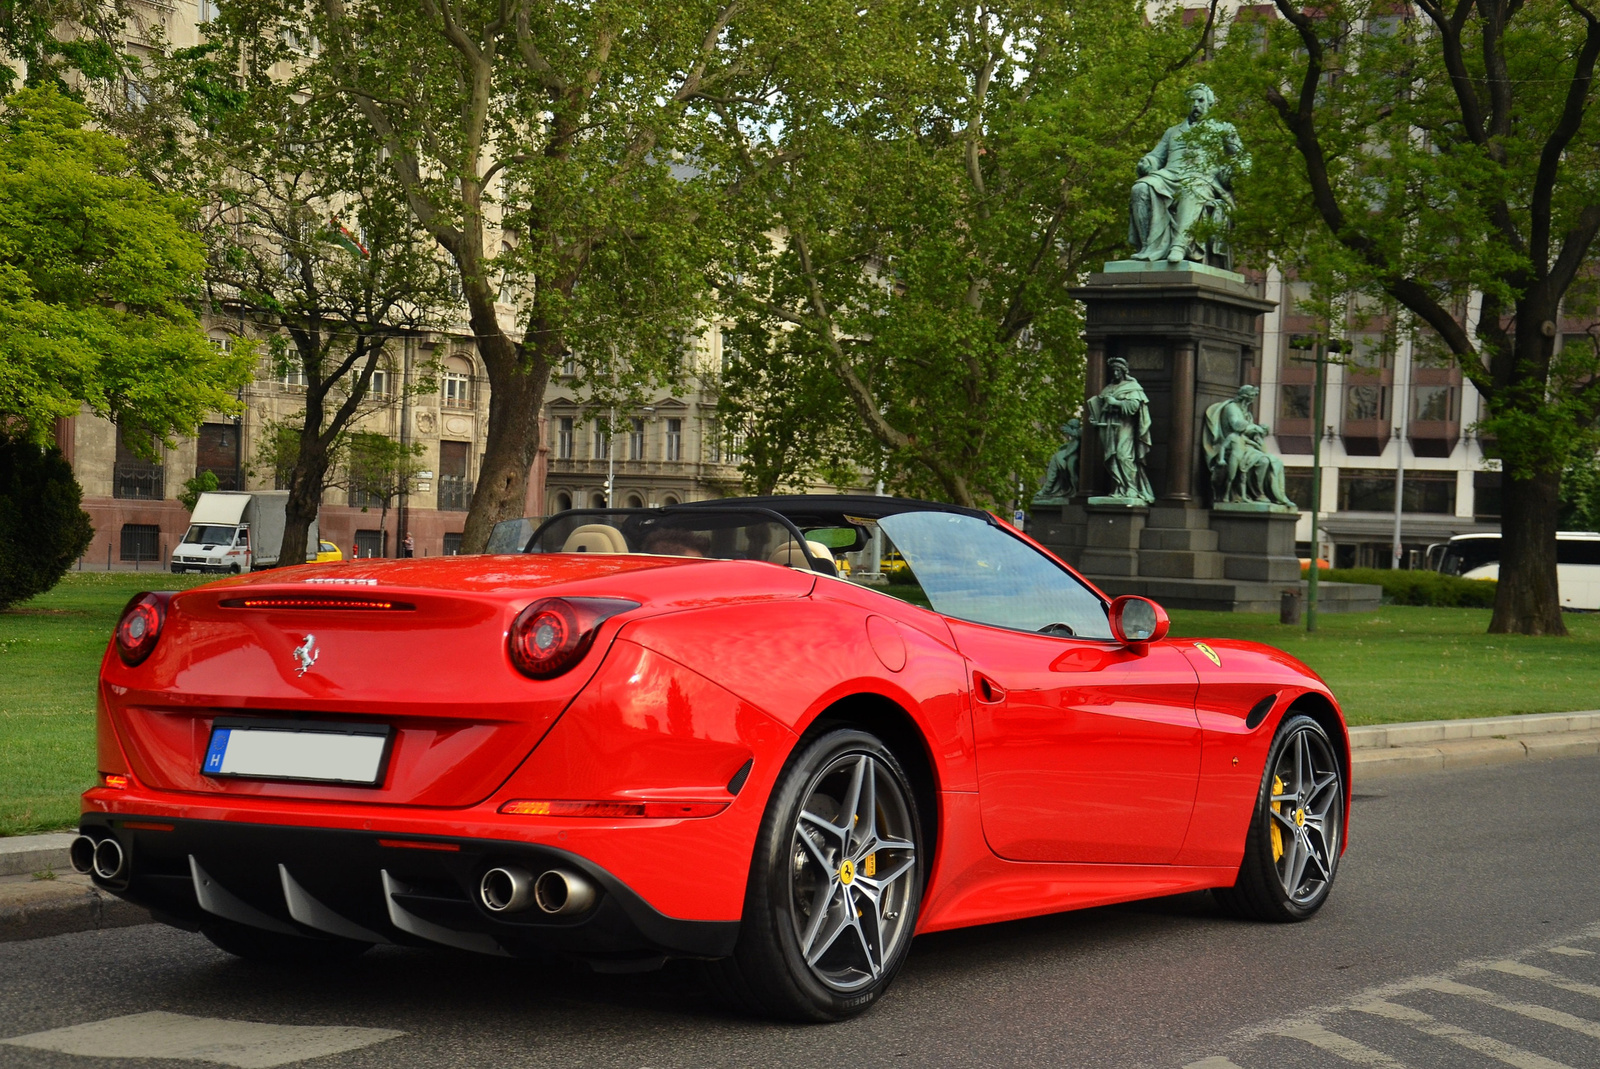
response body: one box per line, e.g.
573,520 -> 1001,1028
1315,567 -> 1498,608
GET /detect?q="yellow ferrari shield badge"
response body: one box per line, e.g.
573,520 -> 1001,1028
838,859 -> 856,885
1193,642 -> 1222,667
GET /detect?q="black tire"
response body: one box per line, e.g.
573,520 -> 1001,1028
200,919 -> 370,966
705,728 -> 925,1021
1215,713 -> 1345,922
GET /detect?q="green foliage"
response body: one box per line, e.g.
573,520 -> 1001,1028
0,1 -> 127,97
711,0 -> 1205,507
0,440 -> 93,610
1562,450 -> 1600,532
178,469 -> 219,512
1315,568 -> 1499,609
343,431 -> 424,509
0,86 -> 253,451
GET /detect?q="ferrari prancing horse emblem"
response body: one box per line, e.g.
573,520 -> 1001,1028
1193,642 -> 1222,667
293,634 -> 319,677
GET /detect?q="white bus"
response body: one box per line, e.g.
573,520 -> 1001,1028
1427,532 -> 1600,611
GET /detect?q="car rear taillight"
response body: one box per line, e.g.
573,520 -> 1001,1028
114,592 -> 171,666
507,597 -> 638,680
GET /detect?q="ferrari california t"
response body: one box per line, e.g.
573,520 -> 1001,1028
78,495 -> 1348,1020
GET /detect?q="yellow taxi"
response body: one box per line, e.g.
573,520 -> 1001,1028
306,539 -> 344,564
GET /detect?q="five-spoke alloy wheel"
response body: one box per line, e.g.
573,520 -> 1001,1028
709,728 -> 924,1020
1215,713 -> 1345,922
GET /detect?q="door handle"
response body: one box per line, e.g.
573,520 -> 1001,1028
973,673 -> 1006,704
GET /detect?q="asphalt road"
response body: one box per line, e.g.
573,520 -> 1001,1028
3,756 -> 1600,1069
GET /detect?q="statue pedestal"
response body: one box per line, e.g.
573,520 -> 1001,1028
1028,503 -> 1086,567
1137,505 -> 1223,579
1210,509 -> 1301,583
1078,504 -> 1147,577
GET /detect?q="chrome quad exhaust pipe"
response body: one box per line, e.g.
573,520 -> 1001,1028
68,835 -> 98,875
92,837 -> 125,880
477,865 -> 596,916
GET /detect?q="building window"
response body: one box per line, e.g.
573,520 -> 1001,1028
1279,384 -> 1312,421
368,363 -> 391,398
628,418 -> 645,460
1338,469 -> 1395,512
1345,384 -> 1388,422
666,418 -> 682,461
195,422 -> 241,491
442,357 -> 472,409
113,429 -> 164,500
592,422 -> 610,460
625,492 -> 645,508
1402,471 -> 1457,514
562,354 -> 577,377
438,440 -> 471,511
661,494 -> 680,506
443,532 -> 464,555
281,361 -> 306,391
590,491 -> 607,508
1411,384 -> 1458,422
727,426 -> 747,464
557,417 -> 574,460
1474,471 -> 1502,521
552,491 -> 572,512
1283,469 -> 1316,511
120,524 -> 160,563
720,329 -> 738,376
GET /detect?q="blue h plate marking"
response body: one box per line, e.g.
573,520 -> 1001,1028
203,729 -> 230,774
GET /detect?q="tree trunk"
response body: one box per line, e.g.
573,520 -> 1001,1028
1490,469 -> 1568,635
281,446 -> 330,570
459,319 -> 549,553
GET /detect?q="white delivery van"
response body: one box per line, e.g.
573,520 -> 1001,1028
171,491 -> 316,574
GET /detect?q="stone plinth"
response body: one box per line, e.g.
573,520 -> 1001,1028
1078,504 -> 1147,577
1136,505 -> 1224,579
1209,509 -> 1300,583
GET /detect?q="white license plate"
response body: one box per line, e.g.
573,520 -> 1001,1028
203,720 -> 390,786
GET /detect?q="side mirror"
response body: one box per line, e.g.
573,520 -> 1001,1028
1108,595 -> 1169,646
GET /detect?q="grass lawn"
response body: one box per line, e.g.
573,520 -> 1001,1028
1,571 -> 210,837
1168,606 -> 1600,726
3,574 -> 1597,835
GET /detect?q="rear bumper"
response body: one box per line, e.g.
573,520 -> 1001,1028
77,814 -> 738,968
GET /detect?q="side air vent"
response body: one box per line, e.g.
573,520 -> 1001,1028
220,597 -> 415,611
1244,694 -> 1278,730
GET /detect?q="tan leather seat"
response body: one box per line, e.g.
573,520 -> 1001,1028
769,539 -> 834,572
561,524 -> 629,554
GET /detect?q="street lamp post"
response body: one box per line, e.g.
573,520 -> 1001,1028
1291,332 -> 1349,633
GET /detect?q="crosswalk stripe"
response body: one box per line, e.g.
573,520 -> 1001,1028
1486,960 -> 1600,1001
1549,947 -> 1595,957
1277,1022 -> 1410,1066
1353,999 -> 1577,1069
1182,1058 -> 1247,1069
1424,979 -> 1600,1040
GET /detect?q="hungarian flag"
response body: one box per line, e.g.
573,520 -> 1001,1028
326,216 -> 369,258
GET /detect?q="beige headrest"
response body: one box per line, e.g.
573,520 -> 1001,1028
561,523 -> 629,554
769,540 -> 833,570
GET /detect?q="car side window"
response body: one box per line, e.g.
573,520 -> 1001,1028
877,512 -> 1112,640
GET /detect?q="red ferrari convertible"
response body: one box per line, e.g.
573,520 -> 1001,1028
79,496 -> 1347,1020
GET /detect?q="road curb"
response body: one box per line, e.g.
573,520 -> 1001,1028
0,874 -> 150,943
1350,711 -> 1600,780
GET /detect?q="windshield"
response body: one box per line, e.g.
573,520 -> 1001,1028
182,525 -> 237,546
525,508 -> 828,572
877,512 -> 1111,639
1440,536 -> 1499,576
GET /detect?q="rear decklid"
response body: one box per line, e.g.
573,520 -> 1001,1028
99,554 -> 813,807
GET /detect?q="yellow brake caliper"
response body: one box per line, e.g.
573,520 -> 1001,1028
1270,775 -> 1285,862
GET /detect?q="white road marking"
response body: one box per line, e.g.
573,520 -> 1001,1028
1423,978 -> 1600,1039
1485,960 -> 1600,1001
1549,947 -> 1595,957
1276,1022 -> 1410,1067
0,1011 -> 404,1068
1182,1058 -> 1247,1069
1353,999 -> 1577,1069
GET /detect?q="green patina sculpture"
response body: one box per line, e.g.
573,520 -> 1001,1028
1087,358 -> 1154,506
1033,417 -> 1081,505
1129,84 -> 1247,268
1203,385 -> 1296,510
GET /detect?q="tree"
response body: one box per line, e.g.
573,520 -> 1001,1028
212,0 -> 743,551
135,43 -> 450,567
0,85 -> 252,452
0,0 -> 127,97
1211,1 -> 1600,635
342,431 -> 425,557
0,440 -> 93,608
708,0 -> 1205,507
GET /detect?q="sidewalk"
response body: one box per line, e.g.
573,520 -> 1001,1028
4,709 -> 1597,943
